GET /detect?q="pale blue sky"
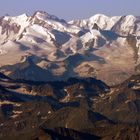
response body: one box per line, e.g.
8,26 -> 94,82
0,0 -> 140,20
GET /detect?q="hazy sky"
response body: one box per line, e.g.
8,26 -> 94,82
0,0 -> 140,20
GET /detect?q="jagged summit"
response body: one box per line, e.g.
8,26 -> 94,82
33,11 -> 66,23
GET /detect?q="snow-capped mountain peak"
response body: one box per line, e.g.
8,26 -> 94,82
111,15 -> 140,36
69,14 -> 121,30
89,14 -> 121,29
33,11 -> 66,23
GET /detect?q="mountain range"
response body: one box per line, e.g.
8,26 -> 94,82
0,11 -> 140,140
0,72 -> 140,140
0,11 -> 140,85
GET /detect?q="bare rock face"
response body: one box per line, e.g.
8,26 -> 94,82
92,23 -> 100,30
0,73 -> 140,139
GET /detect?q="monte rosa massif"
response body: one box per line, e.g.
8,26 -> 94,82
0,11 -> 140,85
